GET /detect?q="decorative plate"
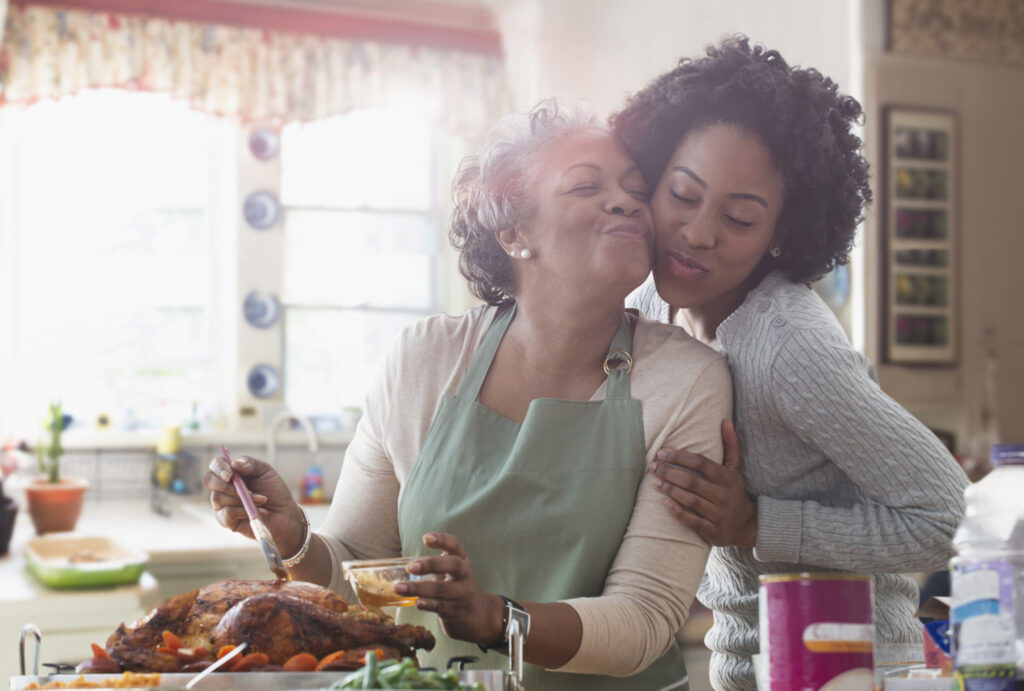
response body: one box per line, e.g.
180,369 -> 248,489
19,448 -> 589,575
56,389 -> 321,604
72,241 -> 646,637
243,291 -> 281,329
247,364 -> 281,399
248,127 -> 280,161
816,263 -> 851,313
243,191 -> 281,230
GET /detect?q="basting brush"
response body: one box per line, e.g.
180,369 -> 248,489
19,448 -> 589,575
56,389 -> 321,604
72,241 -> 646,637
221,445 -> 289,581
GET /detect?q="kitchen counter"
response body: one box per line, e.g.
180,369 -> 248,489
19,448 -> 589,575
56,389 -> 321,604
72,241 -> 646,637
1,497 -> 331,682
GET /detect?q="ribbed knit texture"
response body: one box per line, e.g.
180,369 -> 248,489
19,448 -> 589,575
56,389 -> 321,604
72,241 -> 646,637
629,272 -> 969,691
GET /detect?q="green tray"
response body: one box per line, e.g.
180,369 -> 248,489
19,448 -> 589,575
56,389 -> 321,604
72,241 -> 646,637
25,534 -> 148,589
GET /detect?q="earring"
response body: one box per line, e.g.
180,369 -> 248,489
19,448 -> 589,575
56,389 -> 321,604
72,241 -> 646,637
508,249 -> 516,257
769,245 -> 782,258
520,248 -> 533,259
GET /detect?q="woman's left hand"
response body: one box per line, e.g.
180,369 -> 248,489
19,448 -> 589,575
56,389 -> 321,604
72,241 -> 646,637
395,532 -> 504,646
650,420 -> 758,548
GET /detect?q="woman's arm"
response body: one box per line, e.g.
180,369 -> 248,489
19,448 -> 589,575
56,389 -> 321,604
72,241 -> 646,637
753,327 -> 968,572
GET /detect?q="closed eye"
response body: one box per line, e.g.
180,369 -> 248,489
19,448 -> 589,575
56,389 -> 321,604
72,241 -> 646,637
569,184 -> 599,194
670,190 -> 698,204
725,215 -> 754,227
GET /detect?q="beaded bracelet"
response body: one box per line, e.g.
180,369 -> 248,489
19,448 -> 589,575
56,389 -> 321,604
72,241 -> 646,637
282,509 -> 312,568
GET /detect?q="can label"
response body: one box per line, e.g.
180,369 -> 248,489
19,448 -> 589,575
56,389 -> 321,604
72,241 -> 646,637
952,560 -> 1017,691
759,575 -> 875,690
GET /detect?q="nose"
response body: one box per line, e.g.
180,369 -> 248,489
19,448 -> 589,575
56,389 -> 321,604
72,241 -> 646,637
679,208 -> 717,249
604,189 -> 646,218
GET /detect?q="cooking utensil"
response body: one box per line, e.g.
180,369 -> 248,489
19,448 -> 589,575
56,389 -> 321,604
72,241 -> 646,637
221,445 -> 288,581
185,641 -> 246,689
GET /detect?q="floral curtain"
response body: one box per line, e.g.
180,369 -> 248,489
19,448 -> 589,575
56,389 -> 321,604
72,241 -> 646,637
0,4 -> 510,131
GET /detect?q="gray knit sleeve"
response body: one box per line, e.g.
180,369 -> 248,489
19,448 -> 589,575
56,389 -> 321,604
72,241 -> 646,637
754,327 -> 969,572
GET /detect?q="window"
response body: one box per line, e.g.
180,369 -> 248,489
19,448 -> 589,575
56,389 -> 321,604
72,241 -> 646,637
280,109 -> 444,416
0,91 -> 236,433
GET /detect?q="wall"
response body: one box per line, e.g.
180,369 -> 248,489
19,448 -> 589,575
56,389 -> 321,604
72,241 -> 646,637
491,0 -> 858,118
862,54 -> 1024,449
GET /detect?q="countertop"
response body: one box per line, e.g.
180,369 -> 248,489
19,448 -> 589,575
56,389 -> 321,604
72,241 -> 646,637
1,496 -> 330,681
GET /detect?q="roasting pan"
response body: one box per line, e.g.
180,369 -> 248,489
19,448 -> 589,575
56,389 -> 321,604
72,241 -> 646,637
12,624 -> 524,691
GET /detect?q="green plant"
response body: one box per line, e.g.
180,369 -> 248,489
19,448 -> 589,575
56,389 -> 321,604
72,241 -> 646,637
36,402 -> 64,484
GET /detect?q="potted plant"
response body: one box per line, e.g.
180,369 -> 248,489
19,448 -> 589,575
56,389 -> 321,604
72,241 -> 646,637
24,402 -> 89,534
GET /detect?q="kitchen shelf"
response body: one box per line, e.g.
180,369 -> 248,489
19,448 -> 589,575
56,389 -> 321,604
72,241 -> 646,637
882,108 -> 958,365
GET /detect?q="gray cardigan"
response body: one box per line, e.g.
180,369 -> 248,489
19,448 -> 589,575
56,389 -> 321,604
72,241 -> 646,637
630,272 -> 968,691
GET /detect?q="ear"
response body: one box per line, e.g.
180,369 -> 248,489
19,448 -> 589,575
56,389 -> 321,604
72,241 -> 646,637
496,226 -> 525,256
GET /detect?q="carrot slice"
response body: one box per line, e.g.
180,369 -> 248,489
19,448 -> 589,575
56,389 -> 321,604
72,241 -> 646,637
216,645 -> 237,660
190,646 -> 209,659
161,631 -> 183,651
315,650 -> 347,671
283,653 -> 318,672
90,644 -> 111,661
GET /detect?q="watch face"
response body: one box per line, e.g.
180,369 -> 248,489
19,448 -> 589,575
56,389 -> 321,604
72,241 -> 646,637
247,364 -> 280,398
243,191 -> 281,230
243,291 -> 281,329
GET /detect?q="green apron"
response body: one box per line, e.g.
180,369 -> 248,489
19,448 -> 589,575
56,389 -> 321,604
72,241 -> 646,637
396,305 -> 688,690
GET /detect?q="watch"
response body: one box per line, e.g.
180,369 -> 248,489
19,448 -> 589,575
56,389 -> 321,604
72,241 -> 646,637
477,595 -> 526,654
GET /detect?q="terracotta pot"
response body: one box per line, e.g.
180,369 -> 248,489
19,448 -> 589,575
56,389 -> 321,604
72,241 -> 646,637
25,477 -> 89,535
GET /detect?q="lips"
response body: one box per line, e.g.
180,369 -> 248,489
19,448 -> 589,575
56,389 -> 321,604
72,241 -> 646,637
665,249 -> 709,280
604,222 -> 649,241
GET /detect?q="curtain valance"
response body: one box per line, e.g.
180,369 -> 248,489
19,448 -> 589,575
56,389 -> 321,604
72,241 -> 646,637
0,3 -> 510,130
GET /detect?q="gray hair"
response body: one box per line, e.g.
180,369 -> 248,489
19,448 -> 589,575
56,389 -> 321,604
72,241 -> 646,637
449,98 -> 600,305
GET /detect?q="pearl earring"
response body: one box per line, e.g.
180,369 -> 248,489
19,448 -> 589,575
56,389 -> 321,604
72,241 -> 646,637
508,249 -> 516,257
769,246 -> 782,258
520,248 -> 533,259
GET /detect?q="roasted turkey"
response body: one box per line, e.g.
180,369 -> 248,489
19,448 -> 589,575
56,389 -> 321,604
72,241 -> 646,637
106,579 -> 435,672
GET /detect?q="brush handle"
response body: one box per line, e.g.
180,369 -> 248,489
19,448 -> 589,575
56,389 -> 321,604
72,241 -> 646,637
221,445 -> 260,521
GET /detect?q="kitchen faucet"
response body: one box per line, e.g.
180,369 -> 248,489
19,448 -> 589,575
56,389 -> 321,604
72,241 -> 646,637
266,410 -> 320,475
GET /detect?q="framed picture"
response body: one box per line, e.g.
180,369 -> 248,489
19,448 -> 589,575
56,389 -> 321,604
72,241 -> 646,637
881,108 -> 958,365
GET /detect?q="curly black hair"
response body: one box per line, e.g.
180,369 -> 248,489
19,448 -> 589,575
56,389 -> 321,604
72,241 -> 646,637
611,35 -> 871,283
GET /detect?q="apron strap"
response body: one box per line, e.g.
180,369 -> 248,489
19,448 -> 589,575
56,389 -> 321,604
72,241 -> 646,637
603,312 -> 635,400
456,303 -> 517,399
457,304 -> 636,400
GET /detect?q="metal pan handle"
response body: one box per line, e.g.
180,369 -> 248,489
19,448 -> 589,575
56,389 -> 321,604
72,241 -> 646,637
19,623 -> 41,677
506,605 -> 530,690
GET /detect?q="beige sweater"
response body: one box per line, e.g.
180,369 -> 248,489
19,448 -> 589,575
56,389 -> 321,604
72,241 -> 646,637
316,304 -> 732,676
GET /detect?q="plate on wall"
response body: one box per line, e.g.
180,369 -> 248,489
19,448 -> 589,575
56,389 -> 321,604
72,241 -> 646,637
248,127 -> 280,161
247,364 -> 281,399
243,291 -> 281,329
243,191 -> 281,230
816,263 -> 851,313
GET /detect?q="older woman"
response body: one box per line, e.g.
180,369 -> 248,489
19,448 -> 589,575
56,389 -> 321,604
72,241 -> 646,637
205,99 -> 731,690
613,38 -> 969,690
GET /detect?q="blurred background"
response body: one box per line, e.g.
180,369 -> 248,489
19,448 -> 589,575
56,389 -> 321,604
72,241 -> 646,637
0,1 -> 1021,686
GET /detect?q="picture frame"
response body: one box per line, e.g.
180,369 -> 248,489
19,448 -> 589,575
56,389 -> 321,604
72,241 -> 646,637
881,108 -> 958,365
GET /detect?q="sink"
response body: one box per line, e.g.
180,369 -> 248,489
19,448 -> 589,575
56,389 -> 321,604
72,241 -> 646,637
174,500 -> 331,536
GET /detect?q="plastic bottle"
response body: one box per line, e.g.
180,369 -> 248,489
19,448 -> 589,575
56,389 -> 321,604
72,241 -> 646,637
950,443 -> 1024,690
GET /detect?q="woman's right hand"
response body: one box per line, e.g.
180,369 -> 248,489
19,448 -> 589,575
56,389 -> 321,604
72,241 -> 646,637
203,455 -> 307,556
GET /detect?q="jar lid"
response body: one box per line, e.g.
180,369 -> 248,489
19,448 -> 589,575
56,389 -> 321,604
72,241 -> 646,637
991,443 -> 1024,467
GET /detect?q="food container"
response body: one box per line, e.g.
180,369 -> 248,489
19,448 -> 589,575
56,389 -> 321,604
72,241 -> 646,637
759,573 -> 875,691
342,557 -> 437,608
24,534 -> 148,588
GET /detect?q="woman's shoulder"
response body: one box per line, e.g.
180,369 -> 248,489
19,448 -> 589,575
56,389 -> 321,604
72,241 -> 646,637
390,304 -> 497,372
724,273 -> 849,348
630,311 -> 729,382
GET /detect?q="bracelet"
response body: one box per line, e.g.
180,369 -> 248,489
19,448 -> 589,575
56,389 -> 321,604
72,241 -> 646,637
477,595 -> 525,654
281,509 -> 312,568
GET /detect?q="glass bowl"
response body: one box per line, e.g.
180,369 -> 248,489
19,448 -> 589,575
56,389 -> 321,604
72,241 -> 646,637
342,556 -> 437,608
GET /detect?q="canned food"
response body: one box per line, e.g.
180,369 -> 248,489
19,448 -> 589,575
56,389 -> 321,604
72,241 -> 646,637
759,573 -> 875,690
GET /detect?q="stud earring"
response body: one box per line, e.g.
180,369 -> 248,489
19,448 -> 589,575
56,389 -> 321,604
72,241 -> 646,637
769,245 -> 782,258
508,249 -> 516,257
520,248 -> 533,259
